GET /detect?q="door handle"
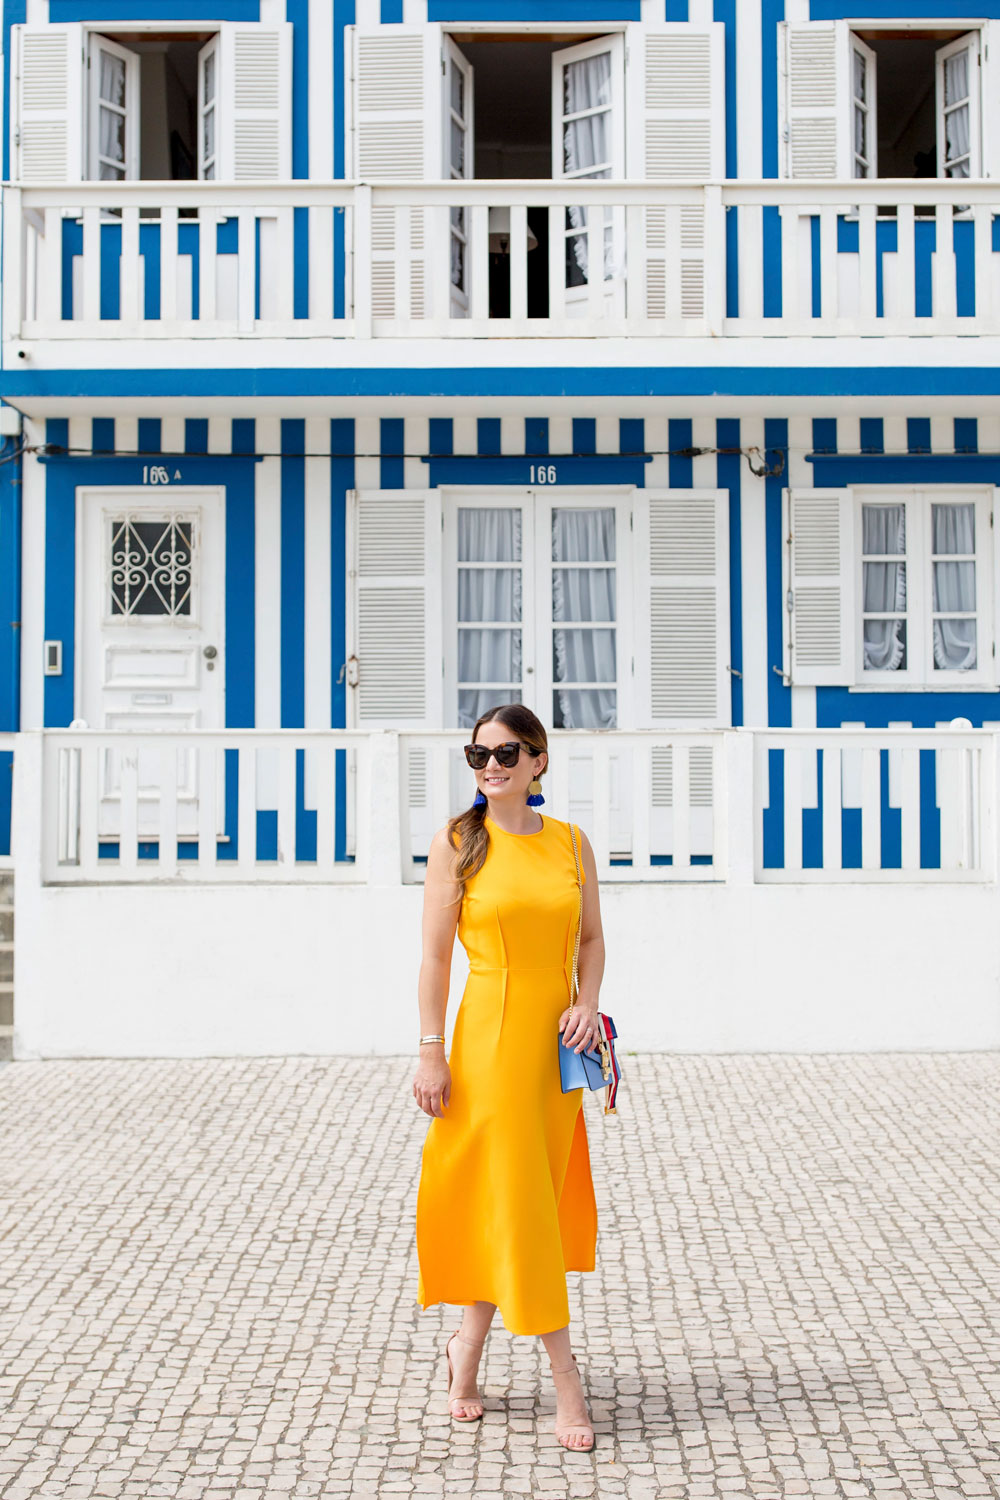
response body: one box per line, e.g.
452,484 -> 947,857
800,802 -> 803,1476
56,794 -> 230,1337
203,645 -> 218,659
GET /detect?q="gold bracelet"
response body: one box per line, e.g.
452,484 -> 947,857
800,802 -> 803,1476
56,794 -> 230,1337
419,1034 -> 445,1045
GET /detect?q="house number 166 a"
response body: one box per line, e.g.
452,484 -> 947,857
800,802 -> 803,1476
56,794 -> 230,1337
142,465 -> 174,484
530,464 -> 557,483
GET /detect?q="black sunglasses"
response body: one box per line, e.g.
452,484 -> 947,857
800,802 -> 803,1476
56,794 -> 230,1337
464,740 -> 535,770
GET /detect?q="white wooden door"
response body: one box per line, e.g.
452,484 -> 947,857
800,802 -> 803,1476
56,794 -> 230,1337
551,35 -> 626,321
78,488 -> 226,842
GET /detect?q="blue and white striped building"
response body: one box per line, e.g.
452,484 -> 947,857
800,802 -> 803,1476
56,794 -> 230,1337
3,0 -> 1000,1057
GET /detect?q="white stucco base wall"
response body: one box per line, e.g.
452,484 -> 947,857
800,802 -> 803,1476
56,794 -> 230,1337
12,879 -> 1000,1058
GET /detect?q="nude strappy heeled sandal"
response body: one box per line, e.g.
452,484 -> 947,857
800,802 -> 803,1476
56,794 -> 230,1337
551,1353 -> 595,1450
445,1330 -> 485,1421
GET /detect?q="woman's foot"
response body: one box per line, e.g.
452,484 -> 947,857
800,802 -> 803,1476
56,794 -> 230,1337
446,1330 -> 485,1421
550,1353 -> 594,1450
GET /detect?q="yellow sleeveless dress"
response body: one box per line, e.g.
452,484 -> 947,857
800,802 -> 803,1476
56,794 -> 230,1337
415,812 -> 598,1337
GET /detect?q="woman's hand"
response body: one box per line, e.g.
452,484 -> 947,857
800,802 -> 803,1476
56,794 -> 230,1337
559,1005 -> 601,1055
413,1050 -> 451,1117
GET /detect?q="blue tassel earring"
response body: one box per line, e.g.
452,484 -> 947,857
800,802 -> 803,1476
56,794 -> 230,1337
473,788 -> 487,807
526,778 -> 545,807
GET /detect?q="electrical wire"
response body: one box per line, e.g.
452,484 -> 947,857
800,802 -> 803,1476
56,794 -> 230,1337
24,441 -> 789,476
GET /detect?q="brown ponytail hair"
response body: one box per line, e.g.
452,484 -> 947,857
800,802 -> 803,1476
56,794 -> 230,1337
444,703 -> 549,905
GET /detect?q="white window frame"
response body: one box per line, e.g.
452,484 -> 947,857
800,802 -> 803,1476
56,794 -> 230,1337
440,485 -> 635,730
853,485 -> 995,690
845,19 -> 983,181
936,30 -> 981,179
87,33 -> 140,181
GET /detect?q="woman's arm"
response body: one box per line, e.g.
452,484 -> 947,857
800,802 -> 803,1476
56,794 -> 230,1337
561,826 -> 606,1051
412,826 -> 462,1117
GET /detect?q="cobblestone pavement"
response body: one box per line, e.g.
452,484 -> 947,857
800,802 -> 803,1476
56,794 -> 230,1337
1,1054 -> 1000,1499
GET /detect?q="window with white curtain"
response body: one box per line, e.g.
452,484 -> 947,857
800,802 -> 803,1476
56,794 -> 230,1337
448,494 -> 623,729
857,488 -> 992,685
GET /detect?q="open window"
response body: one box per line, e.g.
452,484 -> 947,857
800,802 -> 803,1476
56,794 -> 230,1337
780,20 -> 991,179
12,20 -> 291,182
348,21 -> 723,322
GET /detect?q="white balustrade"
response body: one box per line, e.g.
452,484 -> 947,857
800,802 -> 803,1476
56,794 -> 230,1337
7,178 -> 995,341
754,727 -> 997,883
0,725 -> 992,885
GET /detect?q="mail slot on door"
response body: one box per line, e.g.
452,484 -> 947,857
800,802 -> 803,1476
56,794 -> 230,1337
131,693 -> 173,705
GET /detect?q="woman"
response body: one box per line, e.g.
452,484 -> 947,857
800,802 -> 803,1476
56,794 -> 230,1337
412,704 -> 605,1450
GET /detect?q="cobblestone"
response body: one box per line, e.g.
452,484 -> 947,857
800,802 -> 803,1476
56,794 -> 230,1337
1,1054 -> 999,1497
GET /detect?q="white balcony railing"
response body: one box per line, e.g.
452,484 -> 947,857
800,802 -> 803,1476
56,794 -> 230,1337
1,725 -> 994,886
4,178 -> 999,342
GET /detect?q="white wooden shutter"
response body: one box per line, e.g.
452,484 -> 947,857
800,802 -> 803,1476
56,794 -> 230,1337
981,21 -> 1000,178
346,489 -> 443,729
350,25 -> 444,321
633,488 -> 731,725
782,488 -> 855,685
779,20 -> 858,179
625,23 -> 724,321
13,24 -> 84,182
214,23 -> 292,179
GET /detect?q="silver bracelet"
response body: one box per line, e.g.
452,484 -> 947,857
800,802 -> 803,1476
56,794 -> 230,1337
419,1034 -> 446,1045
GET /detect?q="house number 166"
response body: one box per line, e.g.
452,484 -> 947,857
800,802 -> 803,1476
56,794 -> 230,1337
142,465 -> 174,484
529,464 -> 557,483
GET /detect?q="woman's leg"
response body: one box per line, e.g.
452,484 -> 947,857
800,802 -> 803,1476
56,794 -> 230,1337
540,1323 -> 594,1450
447,1300 -> 496,1416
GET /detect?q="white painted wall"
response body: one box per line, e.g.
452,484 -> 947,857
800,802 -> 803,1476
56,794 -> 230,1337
12,877 -> 1000,1058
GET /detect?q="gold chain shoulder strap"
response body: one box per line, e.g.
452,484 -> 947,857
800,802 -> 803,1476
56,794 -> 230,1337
567,820 -> 584,1023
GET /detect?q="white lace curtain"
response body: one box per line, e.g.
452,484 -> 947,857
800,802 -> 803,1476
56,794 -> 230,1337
931,502 -> 977,669
562,53 -> 612,283
862,502 -> 976,672
943,51 -> 971,176
98,50 -> 127,180
457,507 -> 617,729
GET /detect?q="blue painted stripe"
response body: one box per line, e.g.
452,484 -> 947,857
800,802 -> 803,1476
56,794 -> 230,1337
668,419 -> 692,488
381,417 -> 405,489
817,688 -> 1000,727
428,0 -> 639,15
859,418 -> 883,455
426,455 -> 650,485
330,419 -> 354,863
812,417 -> 836,454
42,425 -> 76,727
907,417 -> 930,454
620,418 -> 644,467
811,0 -> 1000,16
382,0 -> 403,17
186,419 -> 209,454
761,0 -> 783,179
15,366 -> 1000,399
429,418 -> 454,455
955,418 -> 978,454
0,433 -> 22,736
478,418 -> 501,455
92,418 -> 115,454
717,417 -> 742,727
3,0 -> 26,182
281,419 -> 306,729
138,418 -> 162,454
765,417 -> 790,729
526,418 -> 548,455
50,0 -> 259,14
665,0 -> 687,15
573,418 -> 596,454
812,455 -> 1000,483
714,0 -> 737,179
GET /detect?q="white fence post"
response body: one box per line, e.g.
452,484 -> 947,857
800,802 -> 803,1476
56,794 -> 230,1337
362,730 -> 403,885
722,728 -> 755,885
